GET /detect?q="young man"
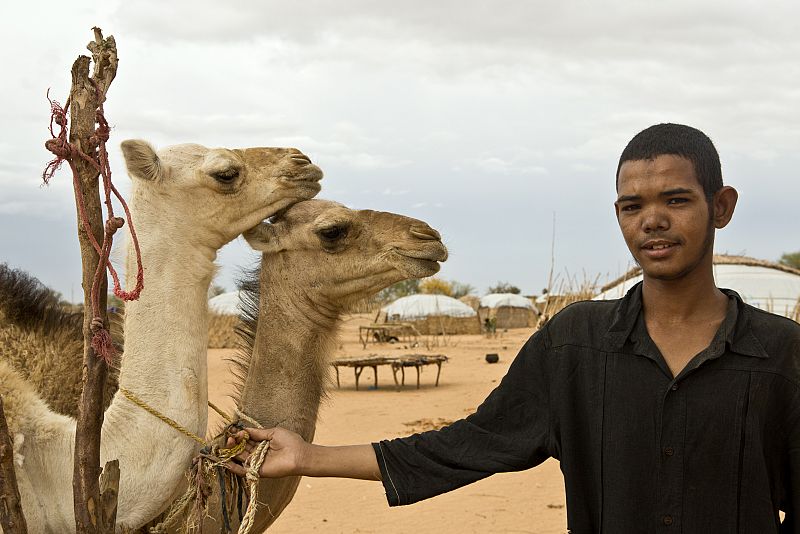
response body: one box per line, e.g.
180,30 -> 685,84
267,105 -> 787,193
229,124 -> 800,532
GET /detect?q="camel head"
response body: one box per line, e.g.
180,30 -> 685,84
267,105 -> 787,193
244,199 -> 448,310
120,140 -> 323,248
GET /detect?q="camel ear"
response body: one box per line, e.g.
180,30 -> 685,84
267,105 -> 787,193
120,139 -> 162,181
244,222 -> 283,254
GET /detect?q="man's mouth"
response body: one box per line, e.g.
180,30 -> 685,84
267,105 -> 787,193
640,240 -> 679,259
641,240 -> 677,250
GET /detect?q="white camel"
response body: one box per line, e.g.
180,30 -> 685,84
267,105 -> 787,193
0,139 -> 322,531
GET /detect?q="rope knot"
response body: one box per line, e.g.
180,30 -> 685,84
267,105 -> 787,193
90,317 -> 104,333
105,216 -> 124,234
44,138 -> 71,159
95,114 -> 110,142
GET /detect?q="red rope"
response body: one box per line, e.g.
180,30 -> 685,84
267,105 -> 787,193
43,87 -> 145,364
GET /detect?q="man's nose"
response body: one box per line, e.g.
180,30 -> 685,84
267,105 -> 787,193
642,206 -> 669,232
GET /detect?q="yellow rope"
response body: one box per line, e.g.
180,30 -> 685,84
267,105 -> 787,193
208,399 -> 233,422
118,385 -> 270,533
118,387 -> 205,445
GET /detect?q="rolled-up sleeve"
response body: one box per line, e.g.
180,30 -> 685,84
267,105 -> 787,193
372,327 -> 555,506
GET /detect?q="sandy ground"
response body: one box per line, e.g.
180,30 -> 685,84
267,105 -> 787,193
207,314 -> 567,533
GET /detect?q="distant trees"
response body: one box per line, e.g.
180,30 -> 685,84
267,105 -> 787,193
780,251 -> 800,270
376,279 -> 420,302
487,281 -> 521,294
376,277 -> 475,302
450,281 -> 476,299
419,278 -> 453,295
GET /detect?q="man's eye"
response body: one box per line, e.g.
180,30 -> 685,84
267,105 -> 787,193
620,204 -> 639,212
667,198 -> 688,205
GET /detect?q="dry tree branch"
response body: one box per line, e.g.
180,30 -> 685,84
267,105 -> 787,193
66,27 -> 120,534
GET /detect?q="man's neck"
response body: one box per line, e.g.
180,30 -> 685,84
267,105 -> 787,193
641,257 -> 728,325
640,257 -> 732,377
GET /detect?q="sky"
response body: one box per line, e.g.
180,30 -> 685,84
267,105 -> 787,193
2,1 -> 799,302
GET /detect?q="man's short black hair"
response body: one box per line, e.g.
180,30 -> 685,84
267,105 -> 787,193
616,123 -> 723,201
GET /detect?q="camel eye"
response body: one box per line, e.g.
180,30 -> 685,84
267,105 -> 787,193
213,168 -> 239,184
318,226 -> 347,242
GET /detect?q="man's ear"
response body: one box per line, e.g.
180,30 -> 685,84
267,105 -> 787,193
712,186 -> 738,229
120,139 -> 162,181
244,222 -> 284,254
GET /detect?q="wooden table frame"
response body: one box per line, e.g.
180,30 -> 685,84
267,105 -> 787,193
332,354 -> 448,391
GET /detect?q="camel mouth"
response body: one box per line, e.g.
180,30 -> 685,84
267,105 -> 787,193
283,179 -> 322,200
282,165 -> 324,184
393,250 -> 445,276
412,258 -> 442,275
394,245 -> 448,264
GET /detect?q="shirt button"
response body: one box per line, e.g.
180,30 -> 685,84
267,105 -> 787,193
670,383 -> 679,391
664,447 -> 674,456
663,515 -> 674,526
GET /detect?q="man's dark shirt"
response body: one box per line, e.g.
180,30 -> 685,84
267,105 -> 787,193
372,283 -> 800,533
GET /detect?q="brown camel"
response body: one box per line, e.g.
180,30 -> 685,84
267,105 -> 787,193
201,198 -> 447,532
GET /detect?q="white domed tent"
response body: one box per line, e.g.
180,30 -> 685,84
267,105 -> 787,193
208,290 -> 245,315
383,294 -> 477,320
479,293 -> 539,329
595,255 -> 800,320
382,294 -> 480,335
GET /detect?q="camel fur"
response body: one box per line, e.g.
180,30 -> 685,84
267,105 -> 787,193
0,265 -> 121,416
203,199 -> 448,532
0,139 -> 322,532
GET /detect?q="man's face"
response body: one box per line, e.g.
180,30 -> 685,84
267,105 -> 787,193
615,154 -> 714,281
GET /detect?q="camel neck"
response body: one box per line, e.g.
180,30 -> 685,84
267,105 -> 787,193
238,267 -> 340,439
97,200 -> 214,526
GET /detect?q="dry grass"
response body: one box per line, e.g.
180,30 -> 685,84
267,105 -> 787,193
536,271 -> 600,328
207,313 -> 239,349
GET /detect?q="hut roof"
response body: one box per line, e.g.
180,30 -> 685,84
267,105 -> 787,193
480,293 -> 537,312
382,294 -> 477,321
208,290 -> 244,315
595,255 -> 800,318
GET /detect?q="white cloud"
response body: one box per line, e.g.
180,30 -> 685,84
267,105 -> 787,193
382,188 -> 409,196
2,1 -> 798,298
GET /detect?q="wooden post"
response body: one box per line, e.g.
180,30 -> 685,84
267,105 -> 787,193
66,28 -> 119,534
0,394 -> 28,533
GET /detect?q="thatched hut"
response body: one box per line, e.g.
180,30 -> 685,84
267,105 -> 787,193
382,294 -> 481,335
595,255 -> 800,321
458,295 -> 480,311
207,290 -> 243,348
478,293 -> 539,330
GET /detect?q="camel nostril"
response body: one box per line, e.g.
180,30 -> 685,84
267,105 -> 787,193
290,154 -> 312,166
410,225 -> 441,241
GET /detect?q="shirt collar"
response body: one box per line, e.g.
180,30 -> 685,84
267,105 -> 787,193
602,281 -> 769,359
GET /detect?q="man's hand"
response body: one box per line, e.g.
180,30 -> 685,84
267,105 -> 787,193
226,427 -> 308,478
225,427 -> 382,481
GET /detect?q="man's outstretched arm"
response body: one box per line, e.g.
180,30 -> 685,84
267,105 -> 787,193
225,426 -> 381,481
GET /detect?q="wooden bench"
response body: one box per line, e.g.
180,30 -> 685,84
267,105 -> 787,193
331,354 -> 448,391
